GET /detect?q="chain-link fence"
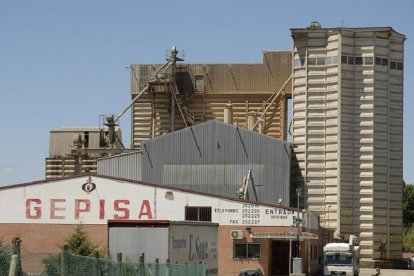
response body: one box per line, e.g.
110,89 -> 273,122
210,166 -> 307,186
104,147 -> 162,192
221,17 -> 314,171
42,251 -> 206,276
0,245 -> 12,276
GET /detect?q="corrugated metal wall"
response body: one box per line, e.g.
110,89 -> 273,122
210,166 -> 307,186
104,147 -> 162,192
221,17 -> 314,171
130,51 -> 292,149
131,93 -> 284,149
98,121 -> 291,206
97,152 -> 143,180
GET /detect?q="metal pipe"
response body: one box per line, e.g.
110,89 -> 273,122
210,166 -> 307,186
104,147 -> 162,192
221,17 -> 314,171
289,224 -> 292,275
170,46 -> 178,132
114,86 -> 148,122
250,74 -> 292,130
115,59 -> 173,124
296,188 -> 302,257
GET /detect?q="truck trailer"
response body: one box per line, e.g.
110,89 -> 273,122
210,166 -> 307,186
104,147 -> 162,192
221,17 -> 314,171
108,221 -> 218,275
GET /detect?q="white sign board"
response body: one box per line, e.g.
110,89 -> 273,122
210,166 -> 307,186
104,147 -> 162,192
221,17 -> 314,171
0,176 -> 313,228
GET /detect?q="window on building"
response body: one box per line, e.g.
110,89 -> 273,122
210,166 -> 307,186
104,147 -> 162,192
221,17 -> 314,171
390,61 -> 397,70
185,206 -> 212,221
375,57 -> 382,65
341,55 -> 348,64
364,57 -> 373,65
317,57 -> 325,65
397,62 -> 404,70
348,56 -> 355,65
308,58 -> 316,65
381,58 -> 388,66
354,57 -> 363,65
234,243 -> 261,259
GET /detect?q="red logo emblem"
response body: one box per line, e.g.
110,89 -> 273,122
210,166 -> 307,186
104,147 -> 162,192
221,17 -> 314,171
82,177 -> 96,193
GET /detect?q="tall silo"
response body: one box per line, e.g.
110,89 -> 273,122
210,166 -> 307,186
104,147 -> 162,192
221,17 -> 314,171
291,23 -> 405,262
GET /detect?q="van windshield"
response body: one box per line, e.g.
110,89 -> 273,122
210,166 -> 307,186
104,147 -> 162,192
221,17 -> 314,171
325,253 -> 352,266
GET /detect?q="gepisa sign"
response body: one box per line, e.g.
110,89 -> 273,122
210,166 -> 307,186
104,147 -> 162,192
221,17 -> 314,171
0,176 -> 304,226
0,177 -> 156,224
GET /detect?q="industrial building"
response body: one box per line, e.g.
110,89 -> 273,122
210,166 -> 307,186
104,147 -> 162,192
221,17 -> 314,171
44,50 -> 292,180
0,175 -> 320,275
45,126 -> 125,179
291,24 -> 405,263
33,22 -> 406,271
97,120 -> 292,206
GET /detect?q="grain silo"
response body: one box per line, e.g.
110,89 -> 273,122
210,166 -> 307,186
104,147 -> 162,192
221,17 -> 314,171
291,23 -> 405,263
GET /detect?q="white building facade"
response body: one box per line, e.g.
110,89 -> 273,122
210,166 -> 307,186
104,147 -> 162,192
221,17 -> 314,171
0,175 -> 320,274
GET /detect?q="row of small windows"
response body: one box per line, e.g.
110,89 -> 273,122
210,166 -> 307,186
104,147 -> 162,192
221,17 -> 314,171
390,61 -> 404,70
293,56 -> 343,68
342,55 -> 403,70
341,55 -> 364,65
294,56 -> 403,70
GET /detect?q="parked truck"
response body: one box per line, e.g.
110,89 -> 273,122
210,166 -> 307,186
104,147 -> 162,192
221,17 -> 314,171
323,235 -> 360,276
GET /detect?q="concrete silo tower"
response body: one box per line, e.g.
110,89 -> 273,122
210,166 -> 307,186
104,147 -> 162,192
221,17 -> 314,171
291,23 -> 405,263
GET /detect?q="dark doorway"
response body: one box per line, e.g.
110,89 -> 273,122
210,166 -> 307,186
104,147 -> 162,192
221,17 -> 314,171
271,240 -> 295,276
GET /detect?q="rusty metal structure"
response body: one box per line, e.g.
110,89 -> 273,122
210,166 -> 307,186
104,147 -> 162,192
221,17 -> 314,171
129,47 -> 292,149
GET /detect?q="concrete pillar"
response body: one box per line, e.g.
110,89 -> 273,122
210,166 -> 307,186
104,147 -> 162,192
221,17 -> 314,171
224,104 -> 233,124
247,112 -> 257,131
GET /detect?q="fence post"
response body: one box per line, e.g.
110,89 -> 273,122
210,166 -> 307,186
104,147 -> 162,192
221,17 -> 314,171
94,255 -> 100,276
11,237 -> 22,276
165,258 -> 170,276
155,257 -> 159,276
60,246 -> 68,276
116,252 -> 122,275
8,255 -> 18,276
139,253 -> 145,276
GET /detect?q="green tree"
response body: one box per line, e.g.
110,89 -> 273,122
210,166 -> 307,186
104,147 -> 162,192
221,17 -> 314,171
403,182 -> 414,252
0,241 -> 12,275
63,224 -> 105,257
403,182 -> 414,228
43,225 -> 105,274
403,227 -> 414,252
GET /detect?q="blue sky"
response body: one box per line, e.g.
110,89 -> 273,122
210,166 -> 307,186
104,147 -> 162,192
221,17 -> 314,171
0,0 -> 413,185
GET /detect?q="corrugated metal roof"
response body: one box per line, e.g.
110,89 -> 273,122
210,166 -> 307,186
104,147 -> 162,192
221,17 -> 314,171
131,51 -> 292,95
